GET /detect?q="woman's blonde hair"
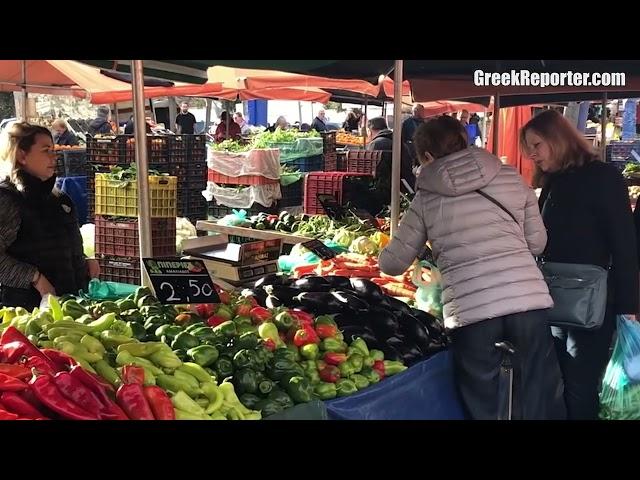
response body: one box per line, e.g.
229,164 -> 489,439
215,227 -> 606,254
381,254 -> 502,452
520,109 -> 599,187
0,122 -> 54,188
52,118 -> 69,130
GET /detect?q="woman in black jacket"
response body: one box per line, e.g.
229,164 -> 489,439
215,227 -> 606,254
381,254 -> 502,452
0,123 -> 100,309
521,110 -> 639,420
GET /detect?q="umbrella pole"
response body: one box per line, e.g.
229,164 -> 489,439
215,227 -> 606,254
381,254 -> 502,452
113,104 -> 119,133
601,92 -> 608,160
204,98 -> 212,134
390,60 -> 403,237
492,93 -> 501,156
363,97 -> 368,147
132,60 -> 153,287
21,60 -> 27,122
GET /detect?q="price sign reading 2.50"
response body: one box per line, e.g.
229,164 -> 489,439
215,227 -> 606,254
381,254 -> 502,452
142,258 -> 220,305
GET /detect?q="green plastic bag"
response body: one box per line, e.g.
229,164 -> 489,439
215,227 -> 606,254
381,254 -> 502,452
280,172 -> 303,187
599,316 -> 640,420
87,279 -> 139,300
412,260 -> 443,320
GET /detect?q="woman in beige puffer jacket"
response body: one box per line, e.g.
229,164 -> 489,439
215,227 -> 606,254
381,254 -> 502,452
379,116 -> 564,420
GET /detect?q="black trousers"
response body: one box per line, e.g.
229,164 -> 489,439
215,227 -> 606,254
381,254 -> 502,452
551,302 -> 616,420
451,309 -> 566,420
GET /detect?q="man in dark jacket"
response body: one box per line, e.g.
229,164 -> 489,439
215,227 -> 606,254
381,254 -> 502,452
401,104 -> 425,160
311,109 -> 327,132
365,117 -> 415,212
87,105 -> 113,136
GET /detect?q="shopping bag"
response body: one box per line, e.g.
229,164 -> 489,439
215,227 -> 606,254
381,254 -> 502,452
412,260 -> 443,320
617,315 -> 640,382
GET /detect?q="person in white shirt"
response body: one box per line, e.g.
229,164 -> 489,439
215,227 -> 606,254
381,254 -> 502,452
233,112 -> 251,135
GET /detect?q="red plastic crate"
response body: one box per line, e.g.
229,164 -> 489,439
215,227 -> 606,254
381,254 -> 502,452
304,172 -> 364,215
346,150 -> 383,175
207,169 -> 279,186
97,254 -> 141,285
95,216 -> 176,257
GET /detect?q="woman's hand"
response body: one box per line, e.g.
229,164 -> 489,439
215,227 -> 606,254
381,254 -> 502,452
33,272 -> 56,297
87,259 -> 101,279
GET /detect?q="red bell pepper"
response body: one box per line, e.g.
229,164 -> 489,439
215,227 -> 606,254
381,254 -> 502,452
54,371 -> 105,414
0,408 -> 19,420
318,365 -> 341,383
0,363 -> 31,380
218,290 -> 231,305
0,328 -> 56,370
263,339 -> 277,352
289,310 -> 314,327
250,307 -> 272,325
373,360 -> 386,380
121,365 -> 145,386
235,302 -> 253,317
0,373 -> 28,392
143,385 -> 175,420
0,391 -> 47,419
207,315 -> 228,327
195,304 -> 211,318
29,372 -> 99,420
315,323 -> 338,339
40,349 -> 77,372
323,352 -> 348,366
116,383 -> 154,420
293,326 -> 320,347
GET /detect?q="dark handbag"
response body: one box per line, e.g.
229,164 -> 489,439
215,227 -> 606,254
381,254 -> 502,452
475,188 -> 608,330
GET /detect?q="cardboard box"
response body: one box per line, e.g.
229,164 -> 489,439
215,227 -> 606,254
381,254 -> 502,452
182,234 -> 282,266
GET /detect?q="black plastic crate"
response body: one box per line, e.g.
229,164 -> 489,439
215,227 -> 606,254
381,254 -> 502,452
288,155 -> 324,173
59,150 -> 88,176
167,135 -> 189,164
280,178 -> 303,207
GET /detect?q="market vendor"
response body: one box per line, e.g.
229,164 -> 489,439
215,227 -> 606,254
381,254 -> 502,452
214,111 -> 242,143
52,119 -> 79,146
0,123 -> 100,309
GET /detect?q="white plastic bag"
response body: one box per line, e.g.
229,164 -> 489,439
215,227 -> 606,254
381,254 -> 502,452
203,182 -> 282,208
207,148 -> 281,179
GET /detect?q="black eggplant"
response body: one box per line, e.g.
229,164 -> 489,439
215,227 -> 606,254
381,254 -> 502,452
368,306 -> 399,340
398,313 -> 432,354
265,295 -> 283,309
383,295 -> 413,316
254,273 -> 291,289
293,276 -> 332,292
241,288 -> 267,308
263,285 -> 301,305
339,325 -> 377,345
386,336 -> 408,352
349,278 -> 386,303
411,308 -> 442,330
333,313 -> 368,329
296,292 -> 344,315
325,276 -> 353,290
331,291 -> 370,314
380,344 -> 402,362
398,344 -> 423,366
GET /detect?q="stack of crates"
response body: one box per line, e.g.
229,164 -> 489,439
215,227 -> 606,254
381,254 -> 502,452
303,172 -> 372,215
606,140 -> 640,172
166,134 -> 208,224
207,147 -> 281,220
93,170 -> 177,285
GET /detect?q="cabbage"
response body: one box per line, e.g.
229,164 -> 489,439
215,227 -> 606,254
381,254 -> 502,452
333,229 -> 357,248
349,236 -> 379,255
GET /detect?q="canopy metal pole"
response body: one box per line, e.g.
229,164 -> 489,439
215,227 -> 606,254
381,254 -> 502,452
390,60 -> 403,237
20,60 -> 27,122
204,98 -> 212,134
113,104 -> 119,132
363,97 -> 368,148
492,93 -> 501,155
168,97 -> 177,133
132,60 -> 153,287
601,92 -> 608,160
